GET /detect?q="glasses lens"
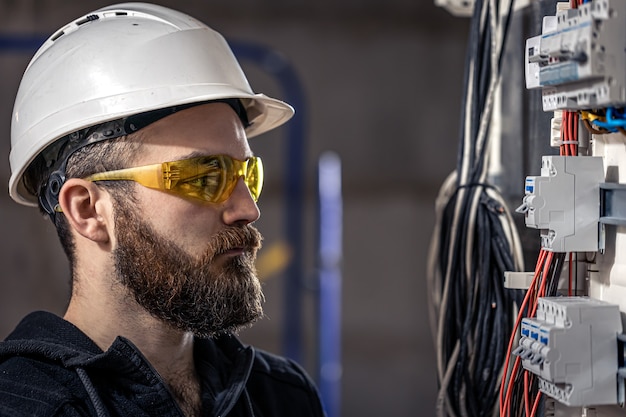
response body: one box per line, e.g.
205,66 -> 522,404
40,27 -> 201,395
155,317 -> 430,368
166,156 -> 225,203
244,157 -> 263,201
169,155 -> 263,203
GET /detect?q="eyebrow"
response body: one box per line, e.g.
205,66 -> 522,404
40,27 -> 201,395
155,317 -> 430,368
180,150 -> 207,160
177,150 -> 255,160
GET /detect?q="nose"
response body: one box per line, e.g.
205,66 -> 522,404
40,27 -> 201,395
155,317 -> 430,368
222,178 -> 261,226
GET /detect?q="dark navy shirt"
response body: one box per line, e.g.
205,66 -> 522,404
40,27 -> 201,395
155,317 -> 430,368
0,312 -> 325,417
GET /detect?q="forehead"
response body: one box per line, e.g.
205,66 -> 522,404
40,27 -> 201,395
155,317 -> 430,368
136,102 -> 251,163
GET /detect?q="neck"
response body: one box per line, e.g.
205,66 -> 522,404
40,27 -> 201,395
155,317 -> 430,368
64,271 -> 202,416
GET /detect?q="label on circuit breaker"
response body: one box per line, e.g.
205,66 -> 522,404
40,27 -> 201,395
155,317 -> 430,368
525,177 -> 535,194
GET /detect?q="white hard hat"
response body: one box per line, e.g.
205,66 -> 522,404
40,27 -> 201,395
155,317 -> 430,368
9,2 -> 294,207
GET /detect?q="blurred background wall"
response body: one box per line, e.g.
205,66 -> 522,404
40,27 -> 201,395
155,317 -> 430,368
0,1 -> 470,416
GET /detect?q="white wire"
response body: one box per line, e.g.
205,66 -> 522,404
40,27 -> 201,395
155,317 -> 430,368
460,59 -> 476,185
436,185 -> 464,382
427,171 -> 459,342
472,0 -> 500,184
436,342 -> 460,417
464,188 -> 481,291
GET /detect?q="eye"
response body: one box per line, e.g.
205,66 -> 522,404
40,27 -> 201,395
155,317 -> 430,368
185,172 -> 221,189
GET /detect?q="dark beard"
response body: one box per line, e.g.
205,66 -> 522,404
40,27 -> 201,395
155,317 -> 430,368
112,199 -> 264,338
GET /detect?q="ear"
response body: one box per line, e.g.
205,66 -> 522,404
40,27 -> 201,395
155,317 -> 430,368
58,178 -> 112,243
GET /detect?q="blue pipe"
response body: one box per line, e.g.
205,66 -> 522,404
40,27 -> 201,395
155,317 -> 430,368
317,152 -> 342,417
0,34 -> 44,51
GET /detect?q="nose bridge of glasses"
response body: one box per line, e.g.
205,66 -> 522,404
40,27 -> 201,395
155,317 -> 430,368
234,158 -> 250,179
226,157 -> 260,201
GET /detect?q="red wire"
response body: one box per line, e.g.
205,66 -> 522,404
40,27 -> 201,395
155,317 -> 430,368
499,249 -> 548,416
566,112 -> 572,156
560,112 -> 566,156
501,356 -> 523,417
567,112 -> 576,156
534,252 -> 553,311
502,249 -> 553,416
569,112 -> 575,156
573,112 -> 579,156
530,390 -> 543,416
565,113 -> 568,156
561,111 -> 579,157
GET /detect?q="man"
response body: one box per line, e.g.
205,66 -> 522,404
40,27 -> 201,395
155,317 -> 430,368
1,3 -> 325,416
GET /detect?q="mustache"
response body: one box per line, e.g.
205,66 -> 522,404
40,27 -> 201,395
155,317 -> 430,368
207,225 -> 263,258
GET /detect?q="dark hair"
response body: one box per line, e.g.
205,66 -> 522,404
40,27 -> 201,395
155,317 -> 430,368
23,134 -> 142,276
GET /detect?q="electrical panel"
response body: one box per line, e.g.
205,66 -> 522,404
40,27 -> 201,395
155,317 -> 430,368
525,0 -> 626,111
518,155 -> 604,252
507,0 -> 626,416
513,297 -> 622,407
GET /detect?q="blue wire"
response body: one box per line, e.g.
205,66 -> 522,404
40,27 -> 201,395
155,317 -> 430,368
592,107 -> 626,132
607,107 -> 626,122
591,120 -> 618,132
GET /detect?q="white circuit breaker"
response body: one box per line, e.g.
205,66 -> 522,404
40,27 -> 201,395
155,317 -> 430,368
525,0 -> 626,111
514,297 -> 622,407
517,155 -> 604,252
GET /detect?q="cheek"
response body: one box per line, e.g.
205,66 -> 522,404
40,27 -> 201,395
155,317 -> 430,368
136,188 -> 222,256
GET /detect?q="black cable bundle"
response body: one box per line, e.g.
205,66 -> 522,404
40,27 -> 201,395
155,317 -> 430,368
426,0 -> 525,416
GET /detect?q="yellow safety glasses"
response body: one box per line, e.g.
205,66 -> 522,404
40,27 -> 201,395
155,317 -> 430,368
84,155 -> 263,204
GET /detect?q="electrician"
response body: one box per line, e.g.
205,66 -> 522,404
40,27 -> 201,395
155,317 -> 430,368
0,3 -> 325,416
